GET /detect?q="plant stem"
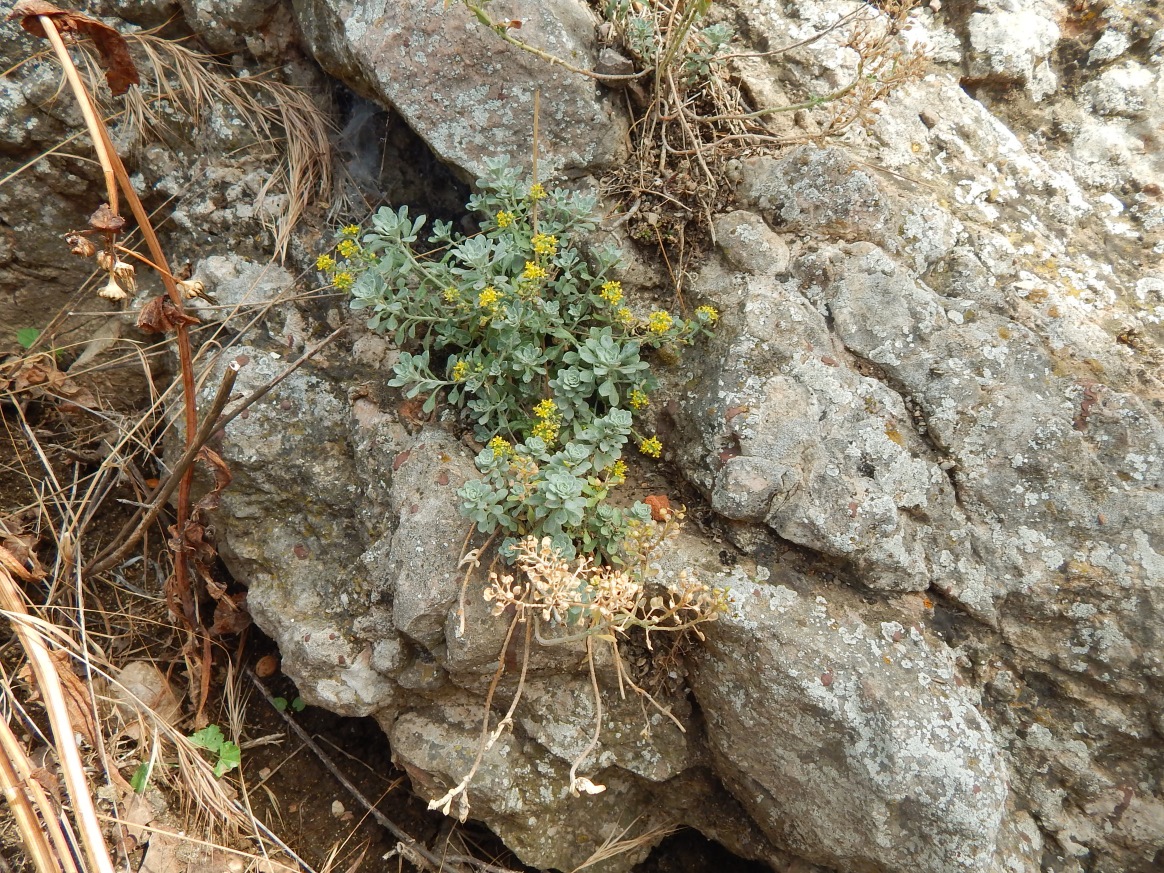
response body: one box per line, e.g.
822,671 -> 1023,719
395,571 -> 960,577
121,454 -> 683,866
38,17 -> 117,215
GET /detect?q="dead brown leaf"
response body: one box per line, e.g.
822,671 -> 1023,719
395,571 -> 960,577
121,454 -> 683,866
209,593 -> 250,637
0,353 -> 98,408
10,1 -> 140,95
136,297 -> 200,334
18,649 -> 99,749
192,447 -> 231,518
112,662 -> 183,737
0,542 -> 42,582
87,203 -> 126,234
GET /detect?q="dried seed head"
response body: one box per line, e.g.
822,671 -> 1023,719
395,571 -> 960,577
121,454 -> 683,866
111,259 -> 136,291
177,278 -> 206,300
96,250 -> 114,271
65,233 -> 96,258
98,277 -> 127,301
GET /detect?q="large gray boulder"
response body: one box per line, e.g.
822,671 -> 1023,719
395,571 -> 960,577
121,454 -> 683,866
690,571 -> 1009,873
292,0 -> 628,180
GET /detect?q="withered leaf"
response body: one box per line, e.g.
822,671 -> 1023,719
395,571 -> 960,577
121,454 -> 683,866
88,203 -> 125,234
0,534 -> 44,581
18,648 -> 100,748
1,354 -> 98,408
136,296 -> 200,334
11,2 -> 140,96
64,231 -> 97,257
210,593 -> 251,637
192,447 -> 231,519
0,543 -> 39,582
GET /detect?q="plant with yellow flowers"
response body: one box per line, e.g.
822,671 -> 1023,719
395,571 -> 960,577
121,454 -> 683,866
320,159 -> 717,561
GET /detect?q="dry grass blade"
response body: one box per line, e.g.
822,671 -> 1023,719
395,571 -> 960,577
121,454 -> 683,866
0,711 -> 79,873
568,817 -> 677,873
0,556 -> 115,873
106,33 -> 333,260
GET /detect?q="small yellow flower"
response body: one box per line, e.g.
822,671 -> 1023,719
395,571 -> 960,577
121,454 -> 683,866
315,254 -> 336,272
332,271 -> 355,290
442,286 -> 460,303
629,389 -> 649,410
337,239 -> 359,258
477,286 -> 500,310
639,436 -> 662,458
696,305 -> 719,325
522,261 -> 548,281
599,280 -> 623,305
533,398 -> 558,419
608,459 -> 627,483
531,233 -> 558,255
531,418 -> 560,444
451,360 -> 470,381
646,310 -> 673,334
496,211 -> 515,229
615,307 -> 636,327
528,183 -> 547,202
341,224 -> 361,237
488,435 -> 513,458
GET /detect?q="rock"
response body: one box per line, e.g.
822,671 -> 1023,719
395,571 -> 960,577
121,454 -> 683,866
1081,61 -> 1157,118
674,242 -> 964,597
74,2 -> 1162,871
292,0 -> 629,180
179,0 -> 282,54
689,569 -> 1012,873
966,9 -> 1060,99
711,210 -> 790,276
387,700 -> 666,872
189,255 -> 294,322
365,428 -> 476,650
196,344 -> 404,717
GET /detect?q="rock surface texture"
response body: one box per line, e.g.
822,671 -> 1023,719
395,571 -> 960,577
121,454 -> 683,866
292,0 -> 629,180
5,0 -> 1161,871
198,1 -> 1163,871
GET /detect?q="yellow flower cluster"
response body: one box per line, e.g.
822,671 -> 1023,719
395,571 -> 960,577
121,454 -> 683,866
695,305 -> 719,324
496,211 -> 515,229
522,261 -> 548,281
340,224 -> 360,237
608,459 -> 628,484
615,307 -> 635,327
638,436 -> 662,458
531,398 -> 561,445
646,310 -> 673,334
451,360 -> 470,381
488,435 -> 513,459
629,389 -> 649,410
599,280 -> 623,305
337,239 -> 359,258
477,286 -> 501,312
531,233 -> 558,256
315,254 -> 336,271
442,286 -> 460,303
332,271 -> 354,290
528,183 -> 547,201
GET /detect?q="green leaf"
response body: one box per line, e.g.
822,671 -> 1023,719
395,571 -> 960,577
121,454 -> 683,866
188,724 -> 225,753
15,327 -> 39,349
272,697 -> 288,712
130,761 -> 152,794
213,742 -> 241,778
291,697 -> 307,712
